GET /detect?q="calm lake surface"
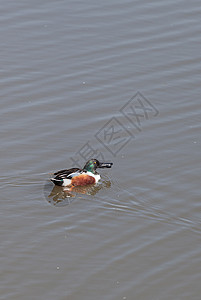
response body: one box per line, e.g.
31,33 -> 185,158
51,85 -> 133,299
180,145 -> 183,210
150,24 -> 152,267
1,0 -> 201,299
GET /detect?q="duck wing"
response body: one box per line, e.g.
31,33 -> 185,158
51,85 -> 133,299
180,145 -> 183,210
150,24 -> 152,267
54,168 -> 80,177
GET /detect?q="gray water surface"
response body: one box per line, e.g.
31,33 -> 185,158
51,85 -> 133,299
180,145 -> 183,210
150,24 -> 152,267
1,0 -> 201,299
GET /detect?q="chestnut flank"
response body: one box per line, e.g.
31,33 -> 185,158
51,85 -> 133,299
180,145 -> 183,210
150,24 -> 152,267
71,174 -> 96,186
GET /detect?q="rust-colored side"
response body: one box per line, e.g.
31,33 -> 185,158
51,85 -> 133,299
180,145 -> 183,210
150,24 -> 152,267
71,174 -> 96,186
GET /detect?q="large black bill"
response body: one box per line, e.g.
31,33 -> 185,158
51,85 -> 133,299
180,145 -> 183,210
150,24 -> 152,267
99,162 -> 113,168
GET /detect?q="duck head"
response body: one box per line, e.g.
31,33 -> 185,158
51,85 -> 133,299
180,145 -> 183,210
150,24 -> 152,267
83,159 -> 113,174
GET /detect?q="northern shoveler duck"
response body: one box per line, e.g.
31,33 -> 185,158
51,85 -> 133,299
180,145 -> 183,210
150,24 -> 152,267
51,159 -> 113,187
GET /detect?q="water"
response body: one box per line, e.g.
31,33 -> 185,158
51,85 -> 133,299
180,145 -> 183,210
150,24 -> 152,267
1,0 -> 201,299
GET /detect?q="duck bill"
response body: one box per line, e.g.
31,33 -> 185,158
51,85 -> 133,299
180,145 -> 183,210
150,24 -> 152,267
99,162 -> 113,168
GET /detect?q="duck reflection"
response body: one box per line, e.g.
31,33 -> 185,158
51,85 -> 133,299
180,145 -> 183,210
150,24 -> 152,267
47,179 -> 111,206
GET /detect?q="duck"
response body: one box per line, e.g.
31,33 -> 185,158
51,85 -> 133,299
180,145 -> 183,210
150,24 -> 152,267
51,159 -> 113,187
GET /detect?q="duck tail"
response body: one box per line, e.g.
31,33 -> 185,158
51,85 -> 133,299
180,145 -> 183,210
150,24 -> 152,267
50,178 -> 63,186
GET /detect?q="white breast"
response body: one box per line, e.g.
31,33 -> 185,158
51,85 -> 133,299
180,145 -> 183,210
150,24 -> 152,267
86,171 -> 101,183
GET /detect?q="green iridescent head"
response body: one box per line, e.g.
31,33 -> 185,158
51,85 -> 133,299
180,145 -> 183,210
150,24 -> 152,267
83,159 -> 113,174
